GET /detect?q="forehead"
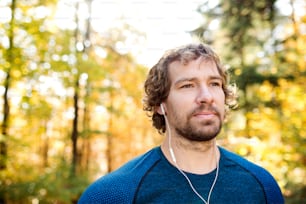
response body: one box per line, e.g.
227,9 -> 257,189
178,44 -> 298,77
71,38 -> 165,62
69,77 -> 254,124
168,58 -> 220,81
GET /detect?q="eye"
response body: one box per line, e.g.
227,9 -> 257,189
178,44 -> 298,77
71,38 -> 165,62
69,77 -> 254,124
180,83 -> 194,89
210,81 -> 222,87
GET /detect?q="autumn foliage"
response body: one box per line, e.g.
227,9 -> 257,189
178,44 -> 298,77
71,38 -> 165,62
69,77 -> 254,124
0,0 -> 305,203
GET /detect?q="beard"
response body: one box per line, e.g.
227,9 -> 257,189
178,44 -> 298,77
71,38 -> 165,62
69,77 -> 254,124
174,105 -> 223,142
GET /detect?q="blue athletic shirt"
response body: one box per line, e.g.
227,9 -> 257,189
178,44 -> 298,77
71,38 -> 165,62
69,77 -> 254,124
135,147 -> 265,203
78,146 -> 284,204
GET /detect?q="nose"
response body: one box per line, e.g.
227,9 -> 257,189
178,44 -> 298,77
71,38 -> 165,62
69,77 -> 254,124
196,86 -> 213,105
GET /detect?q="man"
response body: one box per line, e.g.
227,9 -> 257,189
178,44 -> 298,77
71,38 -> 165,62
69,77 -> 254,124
78,43 -> 284,204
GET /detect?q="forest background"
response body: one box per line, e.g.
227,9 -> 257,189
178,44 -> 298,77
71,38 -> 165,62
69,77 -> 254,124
0,0 -> 305,203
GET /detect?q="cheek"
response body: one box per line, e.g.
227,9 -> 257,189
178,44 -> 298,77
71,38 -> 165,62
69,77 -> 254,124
214,90 -> 225,104
166,99 -> 189,119
215,92 -> 226,115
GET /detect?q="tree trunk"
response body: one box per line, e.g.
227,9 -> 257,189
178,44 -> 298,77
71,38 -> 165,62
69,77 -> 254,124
71,78 -> 80,176
81,83 -> 91,171
106,91 -> 114,173
41,121 -> 49,168
0,73 -> 10,171
0,0 -> 16,172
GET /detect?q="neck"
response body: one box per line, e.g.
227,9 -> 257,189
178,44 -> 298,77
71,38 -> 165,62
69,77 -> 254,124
161,135 -> 220,174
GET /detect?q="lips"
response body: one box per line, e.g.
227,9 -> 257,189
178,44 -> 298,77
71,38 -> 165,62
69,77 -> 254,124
189,104 -> 220,120
191,105 -> 220,119
193,111 -> 217,119
194,111 -> 216,116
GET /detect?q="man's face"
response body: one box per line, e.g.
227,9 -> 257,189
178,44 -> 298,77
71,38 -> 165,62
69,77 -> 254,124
164,58 -> 225,142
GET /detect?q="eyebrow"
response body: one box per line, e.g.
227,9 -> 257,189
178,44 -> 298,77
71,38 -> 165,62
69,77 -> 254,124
209,76 -> 223,81
174,75 -> 223,86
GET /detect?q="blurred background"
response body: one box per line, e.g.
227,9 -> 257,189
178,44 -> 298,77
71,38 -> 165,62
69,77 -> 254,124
0,0 -> 305,203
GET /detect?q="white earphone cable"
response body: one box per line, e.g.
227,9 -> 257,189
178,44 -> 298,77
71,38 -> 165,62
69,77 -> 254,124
162,105 -> 219,204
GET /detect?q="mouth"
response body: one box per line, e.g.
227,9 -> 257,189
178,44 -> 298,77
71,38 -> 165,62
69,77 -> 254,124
191,104 -> 220,120
193,111 -> 217,119
189,104 -> 221,121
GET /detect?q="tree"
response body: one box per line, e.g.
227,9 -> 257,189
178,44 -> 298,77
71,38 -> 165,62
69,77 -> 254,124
0,0 -> 16,171
0,0 -> 160,202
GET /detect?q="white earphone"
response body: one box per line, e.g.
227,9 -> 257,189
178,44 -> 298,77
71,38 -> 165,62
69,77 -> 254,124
160,103 -> 165,115
160,103 -> 176,163
160,102 -> 218,203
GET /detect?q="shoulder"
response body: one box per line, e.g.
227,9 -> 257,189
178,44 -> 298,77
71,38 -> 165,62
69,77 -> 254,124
220,146 -> 267,174
219,146 -> 284,204
78,147 -> 162,204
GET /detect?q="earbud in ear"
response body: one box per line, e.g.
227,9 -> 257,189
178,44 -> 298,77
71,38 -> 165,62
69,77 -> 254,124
160,104 -> 165,115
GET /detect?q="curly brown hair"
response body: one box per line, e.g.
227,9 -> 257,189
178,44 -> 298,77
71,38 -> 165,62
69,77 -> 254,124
143,43 -> 237,133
